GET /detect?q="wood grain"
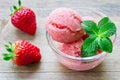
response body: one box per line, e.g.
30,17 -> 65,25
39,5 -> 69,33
0,72 -> 120,80
0,0 -> 120,80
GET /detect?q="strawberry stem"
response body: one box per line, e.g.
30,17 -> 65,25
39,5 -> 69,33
10,0 -> 23,16
3,42 -> 16,61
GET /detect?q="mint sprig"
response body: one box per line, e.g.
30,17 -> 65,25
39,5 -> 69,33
81,17 -> 116,57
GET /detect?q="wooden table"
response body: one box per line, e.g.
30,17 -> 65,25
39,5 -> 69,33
0,0 -> 120,80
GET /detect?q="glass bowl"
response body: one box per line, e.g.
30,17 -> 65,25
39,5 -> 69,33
46,8 -> 116,71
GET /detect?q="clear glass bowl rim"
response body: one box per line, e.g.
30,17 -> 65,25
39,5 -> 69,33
46,8 -> 117,61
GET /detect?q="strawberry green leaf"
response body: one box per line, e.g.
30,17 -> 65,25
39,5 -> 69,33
5,42 -> 12,48
98,37 -> 112,53
98,17 -> 112,28
13,5 -> 17,10
3,53 -> 15,61
10,13 -> 13,16
6,48 -> 13,52
5,44 -> 9,48
4,42 -> 15,53
10,0 -> 23,16
18,0 -> 22,7
9,42 -> 12,45
81,20 -> 98,35
98,22 -> 116,37
81,34 -> 98,57
3,57 -> 12,61
3,53 -> 9,57
3,42 -> 16,61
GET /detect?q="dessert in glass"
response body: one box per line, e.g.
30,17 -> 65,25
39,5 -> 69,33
46,8 -> 116,71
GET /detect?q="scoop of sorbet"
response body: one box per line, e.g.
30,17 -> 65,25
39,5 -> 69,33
58,39 -> 83,57
46,8 -> 84,43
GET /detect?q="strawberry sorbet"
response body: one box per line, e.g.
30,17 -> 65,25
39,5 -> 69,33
46,8 -> 84,43
58,39 -> 83,57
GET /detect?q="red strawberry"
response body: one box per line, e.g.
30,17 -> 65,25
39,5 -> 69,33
10,0 -> 36,35
3,40 -> 41,66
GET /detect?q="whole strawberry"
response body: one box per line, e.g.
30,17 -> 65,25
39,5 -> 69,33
10,0 -> 36,35
3,40 -> 41,66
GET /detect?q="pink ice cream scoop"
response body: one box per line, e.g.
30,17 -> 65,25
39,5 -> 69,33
46,8 -> 84,43
58,39 -> 83,57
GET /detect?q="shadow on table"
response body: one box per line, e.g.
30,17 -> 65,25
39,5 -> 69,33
12,61 -> 42,78
58,62 -> 111,80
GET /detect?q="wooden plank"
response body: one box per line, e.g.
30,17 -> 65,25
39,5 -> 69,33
0,0 -> 120,19
0,60 -> 120,73
0,72 -> 120,80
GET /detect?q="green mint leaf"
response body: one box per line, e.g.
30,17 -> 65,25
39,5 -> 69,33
81,17 -> 116,57
98,17 -> 112,28
81,20 -> 98,35
81,34 -> 98,57
98,22 -> 116,37
98,37 -> 112,53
